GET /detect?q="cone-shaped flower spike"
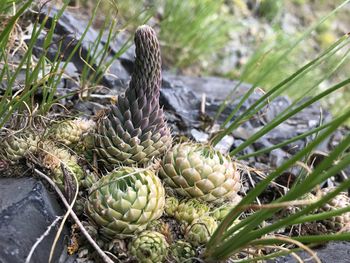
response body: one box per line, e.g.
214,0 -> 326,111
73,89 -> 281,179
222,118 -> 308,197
94,25 -> 172,168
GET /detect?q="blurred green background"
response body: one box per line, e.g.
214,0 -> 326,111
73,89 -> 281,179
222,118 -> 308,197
66,0 -> 350,122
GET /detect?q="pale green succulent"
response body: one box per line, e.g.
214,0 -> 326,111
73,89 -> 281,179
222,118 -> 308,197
129,230 -> 168,263
282,189 -> 350,233
185,216 -> 218,246
39,141 -> 84,189
146,219 -> 167,232
169,240 -> 196,263
48,118 -> 95,146
211,196 -> 241,221
76,133 -> 95,161
159,142 -> 241,203
52,160 -> 85,190
81,172 -> 98,189
164,196 -> 179,217
0,131 -> 38,162
211,203 -> 236,222
85,167 -> 165,239
175,199 -> 209,225
146,219 -> 172,244
318,188 -> 350,231
39,141 -> 76,168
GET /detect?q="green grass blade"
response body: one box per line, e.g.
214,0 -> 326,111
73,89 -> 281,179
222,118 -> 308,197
229,77 -> 350,156
212,35 -> 349,146
206,109 -> 350,259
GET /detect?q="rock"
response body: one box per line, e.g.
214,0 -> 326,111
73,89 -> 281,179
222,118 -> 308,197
30,6 -> 131,96
272,241 -> 350,263
163,72 -> 251,101
161,73 -> 330,151
263,96 -> 292,123
160,73 -> 254,131
215,135 -> 235,154
160,76 -> 201,130
0,177 -> 69,263
190,129 -> 209,143
104,30 -> 135,68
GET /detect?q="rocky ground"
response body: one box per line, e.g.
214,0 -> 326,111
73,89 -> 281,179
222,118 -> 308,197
0,4 -> 349,263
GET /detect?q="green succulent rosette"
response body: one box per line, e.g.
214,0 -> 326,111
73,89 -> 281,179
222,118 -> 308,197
175,199 -> 209,224
85,167 -> 165,239
185,215 -> 218,246
0,131 -> 38,162
318,188 -> 350,231
159,142 -> 240,203
48,118 -> 95,146
169,240 -> 196,263
129,230 -> 168,263
164,196 -> 179,217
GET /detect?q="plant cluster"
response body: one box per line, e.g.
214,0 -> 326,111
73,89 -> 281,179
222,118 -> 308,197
80,25 -> 243,262
0,1 -> 350,263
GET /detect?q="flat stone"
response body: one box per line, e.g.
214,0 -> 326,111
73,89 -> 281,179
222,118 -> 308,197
272,241 -> 350,263
0,177 -> 69,263
32,7 -> 130,94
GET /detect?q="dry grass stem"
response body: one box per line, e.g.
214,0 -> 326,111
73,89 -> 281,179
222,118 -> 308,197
25,215 -> 63,263
33,168 -> 114,263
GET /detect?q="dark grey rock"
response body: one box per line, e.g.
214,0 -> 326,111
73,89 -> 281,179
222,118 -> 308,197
0,177 -> 69,263
160,73 -> 260,131
31,7 -> 130,93
161,73 -> 328,141
104,30 -> 135,66
160,77 -> 201,130
101,60 -> 131,89
215,135 -> 235,154
272,241 -> 350,263
163,72 -> 251,101
263,96 -> 292,123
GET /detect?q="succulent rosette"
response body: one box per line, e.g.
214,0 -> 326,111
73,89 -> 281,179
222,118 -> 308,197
185,215 -> 218,246
39,141 -> 84,189
48,118 -> 95,146
175,199 -> 209,224
0,131 -> 38,162
318,188 -> 350,231
129,230 -> 168,263
164,196 -> 179,217
170,240 -> 196,263
211,203 -> 236,222
160,142 -> 240,203
85,167 -> 165,239
209,195 -> 241,222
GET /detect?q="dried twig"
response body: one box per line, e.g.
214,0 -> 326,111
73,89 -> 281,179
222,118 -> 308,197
201,93 -> 206,115
25,216 -> 63,263
267,235 -> 321,263
34,168 -> 114,263
261,245 -> 304,263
